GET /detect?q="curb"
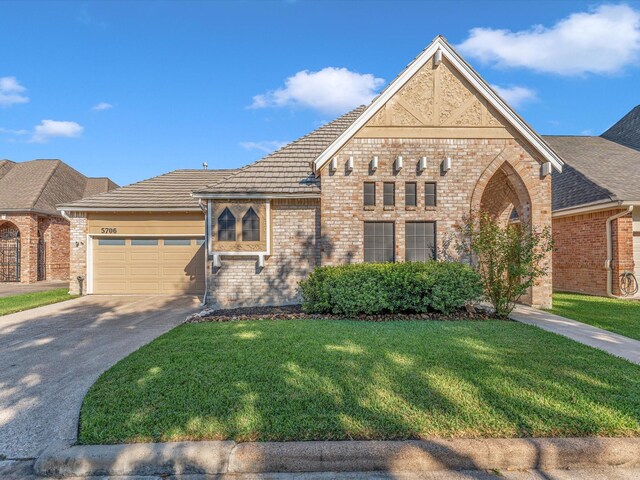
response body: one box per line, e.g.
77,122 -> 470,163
34,437 -> 640,477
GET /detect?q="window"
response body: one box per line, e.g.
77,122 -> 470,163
164,238 -> 191,246
383,182 -> 395,206
218,207 -> 236,241
98,238 -> 125,246
364,222 -> 395,263
425,182 -> 437,207
242,207 -> 260,241
364,182 -> 376,206
131,238 -> 158,246
405,222 -> 436,262
405,182 -> 417,207
195,238 -> 205,246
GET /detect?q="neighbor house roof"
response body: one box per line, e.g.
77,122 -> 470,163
193,106 -> 366,197
601,105 -> 640,151
543,136 -> 640,212
59,169 -> 236,211
0,159 -> 118,216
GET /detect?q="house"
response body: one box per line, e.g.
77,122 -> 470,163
59,36 -> 563,308
0,159 -> 117,283
546,130 -> 640,297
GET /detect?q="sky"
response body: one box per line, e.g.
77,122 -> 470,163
1,0 -> 640,186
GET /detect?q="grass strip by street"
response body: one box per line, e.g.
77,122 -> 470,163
550,292 -> 640,341
79,319 -> 640,444
0,288 -> 77,316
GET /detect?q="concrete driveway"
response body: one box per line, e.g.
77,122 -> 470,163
0,295 -> 200,459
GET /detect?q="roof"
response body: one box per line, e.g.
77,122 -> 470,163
543,136 -> 640,211
0,159 -> 118,216
84,178 -> 119,198
193,107 -> 366,197
313,35 -> 563,174
601,105 -> 640,151
59,169 -> 237,210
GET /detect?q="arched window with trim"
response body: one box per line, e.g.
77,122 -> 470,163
242,207 -> 260,241
217,208 -> 236,241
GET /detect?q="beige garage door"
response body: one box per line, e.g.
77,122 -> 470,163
92,237 -> 205,294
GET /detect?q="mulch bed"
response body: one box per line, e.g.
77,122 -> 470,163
185,304 -> 495,323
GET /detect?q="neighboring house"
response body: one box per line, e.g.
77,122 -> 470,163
0,159 -> 117,283
601,105 -> 640,151
546,134 -> 640,297
59,36 -> 563,308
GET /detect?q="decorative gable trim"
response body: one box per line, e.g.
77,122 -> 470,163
313,36 -> 563,174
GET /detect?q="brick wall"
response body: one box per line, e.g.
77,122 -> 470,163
320,137 -> 553,308
68,212 -> 87,295
207,199 -> 320,307
0,213 -> 51,283
552,209 -> 635,296
38,216 -> 71,281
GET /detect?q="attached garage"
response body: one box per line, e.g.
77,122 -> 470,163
92,237 -> 205,294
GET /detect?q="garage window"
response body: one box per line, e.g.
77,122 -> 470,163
196,238 -> 205,246
131,239 -> 158,246
218,208 -> 236,241
164,238 -> 191,246
98,238 -> 125,246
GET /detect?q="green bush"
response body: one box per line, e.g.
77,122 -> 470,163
299,261 -> 482,316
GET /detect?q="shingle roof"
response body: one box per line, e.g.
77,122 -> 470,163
59,169 -> 236,210
194,106 -> 367,196
0,159 -> 118,216
543,136 -> 640,211
84,177 -> 119,198
601,105 -> 640,151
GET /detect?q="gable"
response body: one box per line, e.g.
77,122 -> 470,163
313,36 -> 563,173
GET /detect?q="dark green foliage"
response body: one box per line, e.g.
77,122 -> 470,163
299,261 -> 482,316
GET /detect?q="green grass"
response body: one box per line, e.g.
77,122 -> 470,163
550,292 -> 640,341
79,319 -> 640,444
0,288 -> 76,316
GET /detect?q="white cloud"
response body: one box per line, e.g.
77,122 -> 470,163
92,102 -> 113,111
0,76 -> 29,107
491,84 -> 537,107
458,4 -> 640,75
251,67 -> 385,114
240,140 -> 289,153
30,120 -> 83,143
0,127 -> 29,136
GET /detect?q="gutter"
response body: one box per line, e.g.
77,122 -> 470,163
606,206 -> 633,298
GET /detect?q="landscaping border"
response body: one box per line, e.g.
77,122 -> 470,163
35,438 -> 640,477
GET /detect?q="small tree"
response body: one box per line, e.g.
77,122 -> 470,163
458,211 -> 553,318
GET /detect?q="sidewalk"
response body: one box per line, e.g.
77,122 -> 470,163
511,305 -> 640,365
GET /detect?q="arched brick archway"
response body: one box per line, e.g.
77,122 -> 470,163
478,161 -> 532,226
0,221 -> 21,282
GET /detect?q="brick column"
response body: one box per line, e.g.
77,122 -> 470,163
69,212 -> 88,295
611,213 -> 634,296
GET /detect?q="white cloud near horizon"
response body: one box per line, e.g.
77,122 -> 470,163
0,76 -> 29,107
31,120 -> 84,143
458,4 -> 640,75
92,102 -> 113,111
240,140 -> 289,153
0,127 -> 29,136
491,84 -> 537,107
251,67 -> 385,114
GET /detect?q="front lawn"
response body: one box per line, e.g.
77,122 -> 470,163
550,292 -> 640,341
79,319 -> 640,444
0,288 -> 76,316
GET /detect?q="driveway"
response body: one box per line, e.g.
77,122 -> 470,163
0,281 -> 69,298
0,295 -> 200,459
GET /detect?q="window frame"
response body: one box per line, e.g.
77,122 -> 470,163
363,182 -> 376,206
97,238 -> 125,246
405,182 -> 417,207
217,207 -> 236,242
131,238 -> 159,246
383,182 -> 395,207
364,221 -> 395,263
241,207 -> 260,242
405,221 -> 436,262
425,182 -> 437,207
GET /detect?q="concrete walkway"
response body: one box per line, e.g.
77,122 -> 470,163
0,281 -> 68,298
0,295 -> 200,459
511,305 -> 640,365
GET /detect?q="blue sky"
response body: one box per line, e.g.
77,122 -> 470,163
1,1 -> 640,186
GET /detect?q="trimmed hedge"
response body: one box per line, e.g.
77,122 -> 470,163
299,261 -> 482,316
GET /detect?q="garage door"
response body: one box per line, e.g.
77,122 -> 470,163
92,237 -> 205,294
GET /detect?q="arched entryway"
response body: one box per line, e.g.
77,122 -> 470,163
0,222 -> 21,282
479,161 -> 531,226
37,229 -> 46,281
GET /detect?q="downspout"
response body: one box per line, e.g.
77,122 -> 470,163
606,206 -> 633,297
60,210 -> 72,222
198,199 -> 209,306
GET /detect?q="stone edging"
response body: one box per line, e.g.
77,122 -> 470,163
34,437 -> 640,477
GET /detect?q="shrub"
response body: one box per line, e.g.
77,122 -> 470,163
299,261 -> 482,316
